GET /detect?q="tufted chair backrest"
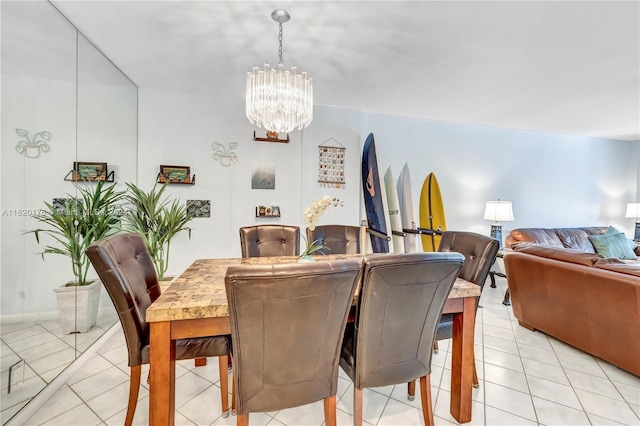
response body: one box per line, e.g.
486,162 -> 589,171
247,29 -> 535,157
306,225 -> 363,255
239,225 -> 300,258
340,252 -> 464,389
226,258 -> 362,414
438,231 -> 500,288
86,233 -> 161,366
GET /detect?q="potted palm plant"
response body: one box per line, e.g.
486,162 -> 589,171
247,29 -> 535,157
124,182 -> 193,281
26,181 -> 125,333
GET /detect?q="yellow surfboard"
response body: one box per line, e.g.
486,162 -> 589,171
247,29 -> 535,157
419,172 -> 447,251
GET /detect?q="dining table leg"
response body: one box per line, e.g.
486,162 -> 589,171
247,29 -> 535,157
150,321 -> 176,426
449,296 -> 476,423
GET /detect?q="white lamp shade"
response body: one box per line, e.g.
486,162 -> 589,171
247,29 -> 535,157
625,203 -> 640,219
483,200 -> 515,222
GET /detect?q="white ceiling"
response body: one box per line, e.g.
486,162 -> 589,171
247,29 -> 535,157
48,0 -> 640,141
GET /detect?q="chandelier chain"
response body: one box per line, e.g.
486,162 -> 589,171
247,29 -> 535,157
278,22 -> 284,65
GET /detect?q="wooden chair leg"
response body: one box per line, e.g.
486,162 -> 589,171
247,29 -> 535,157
195,357 -> 207,367
323,395 -> 337,426
407,379 -> 416,400
218,355 -> 229,417
472,360 -> 479,388
237,413 -> 248,426
419,375 -> 434,426
126,365 -> 142,426
353,387 -> 363,426
231,368 -> 236,415
433,341 -> 439,354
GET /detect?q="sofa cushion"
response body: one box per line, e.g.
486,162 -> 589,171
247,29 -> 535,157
556,228 -> 596,252
588,232 -> 637,260
512,243 -> 603,266
594,258 -> 640,277
605,226 -> 638,252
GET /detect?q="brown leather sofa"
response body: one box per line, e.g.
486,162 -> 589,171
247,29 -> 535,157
503,227 -> 640,376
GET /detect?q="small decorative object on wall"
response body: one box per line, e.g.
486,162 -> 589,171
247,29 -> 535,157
212,141 -> 238,166
157,165 -> 195,185
253,130 -> 290,143
64,161 -> 114,182
318,138 -> 346,189
255,205 -> 281,218
15,128 -> 51,158
186,200 -> 211,218
52,198 -> 75,214
251,160 -> 276,189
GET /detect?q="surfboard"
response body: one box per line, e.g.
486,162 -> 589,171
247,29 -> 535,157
383,167 -> 405,253
397,162 -> 417,252
362,133 -> 393,253
419,172 -> 447,251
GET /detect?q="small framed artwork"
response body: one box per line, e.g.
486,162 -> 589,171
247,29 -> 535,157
73,161 -> 108,181
159,165 -> 191,184
186,200 -> 211,218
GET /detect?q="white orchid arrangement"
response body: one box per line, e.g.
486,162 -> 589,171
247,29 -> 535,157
301,196 -> 343,257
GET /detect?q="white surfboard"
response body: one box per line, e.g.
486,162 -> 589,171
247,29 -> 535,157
384,167 -> 405,253
397,162 -> 418,252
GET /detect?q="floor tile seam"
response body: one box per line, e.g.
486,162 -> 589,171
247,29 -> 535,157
29,384 -> 88,425
0,324 -> 50,345
483,402 -> 539,424
370,391 -> 392,426
574,386 -> 640,416
563,373 -> 629,403
507,331 -> 541,425
10,338 -> 76,365
69,372 -> 130,406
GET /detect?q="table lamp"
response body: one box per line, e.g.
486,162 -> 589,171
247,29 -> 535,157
483,200 -> 515,249
625,203 -> 640,240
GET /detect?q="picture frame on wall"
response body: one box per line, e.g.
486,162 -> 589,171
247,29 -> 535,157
159,165 -> 191,184
73,161 -> 108,181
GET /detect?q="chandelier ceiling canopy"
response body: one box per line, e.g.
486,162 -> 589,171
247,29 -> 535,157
245,9 -> 313,135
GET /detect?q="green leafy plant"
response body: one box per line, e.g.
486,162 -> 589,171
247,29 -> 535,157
124,182 -> 193,280
26,181 -> 125,286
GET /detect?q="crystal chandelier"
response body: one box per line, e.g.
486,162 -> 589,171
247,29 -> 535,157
246,9 -> 313,135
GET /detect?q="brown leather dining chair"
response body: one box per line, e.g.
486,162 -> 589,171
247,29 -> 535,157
239,224 -> 300,257
431,231 -> 499,389
340,252 -> 464,426
225,259 -> 362,426
306,224 -> 364,254
86,233 -> 232,425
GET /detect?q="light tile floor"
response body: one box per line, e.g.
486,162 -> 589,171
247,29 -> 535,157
5,277 -> 640,425
1,311 -> 118,424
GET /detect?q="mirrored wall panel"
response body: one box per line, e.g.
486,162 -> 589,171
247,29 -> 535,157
1,1 -> 137,422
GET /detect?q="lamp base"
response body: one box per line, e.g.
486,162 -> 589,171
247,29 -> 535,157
635,222 -> 640,241
490,224 -> 503,249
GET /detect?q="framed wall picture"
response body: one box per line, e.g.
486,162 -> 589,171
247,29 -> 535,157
73,161 -> 108,181
159,165 -> 191,184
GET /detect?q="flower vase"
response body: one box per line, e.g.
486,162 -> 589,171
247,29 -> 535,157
298,255 -> 316,263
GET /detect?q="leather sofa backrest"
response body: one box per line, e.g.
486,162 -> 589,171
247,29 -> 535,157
506,226 -> 608,252
239,225 -> 300,258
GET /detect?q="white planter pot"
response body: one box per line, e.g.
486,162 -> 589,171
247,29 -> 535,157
53,279 -> 102,334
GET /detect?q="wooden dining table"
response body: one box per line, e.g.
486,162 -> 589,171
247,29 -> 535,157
146,254 -> 480,425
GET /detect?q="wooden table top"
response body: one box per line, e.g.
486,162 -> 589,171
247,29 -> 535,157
146,254 -> 481,322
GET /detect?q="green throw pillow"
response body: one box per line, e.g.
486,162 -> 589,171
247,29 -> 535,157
588,232 -> 637,260
605,226 -> 637,251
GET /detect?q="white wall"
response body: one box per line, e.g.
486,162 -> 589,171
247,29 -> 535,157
362,113 -> 638,240
2,84 -> 638,315
138,88 -> 362,277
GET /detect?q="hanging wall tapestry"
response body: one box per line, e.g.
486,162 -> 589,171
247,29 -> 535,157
318,138 -> 346,189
